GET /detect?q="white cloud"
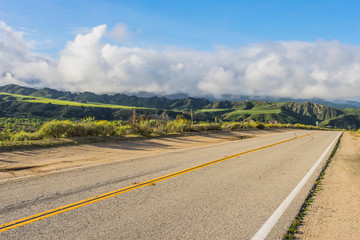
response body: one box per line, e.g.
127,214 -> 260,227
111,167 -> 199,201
0,21 -> 29,65
0,21 -> 58,87
1,21 -> 360,100
58,25 -> 108,89
108,23 -> 131,42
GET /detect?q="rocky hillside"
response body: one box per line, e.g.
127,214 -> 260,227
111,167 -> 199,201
283,102 -> 343,121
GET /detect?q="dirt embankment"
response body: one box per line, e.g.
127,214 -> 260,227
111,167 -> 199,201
295,131 -> 360,239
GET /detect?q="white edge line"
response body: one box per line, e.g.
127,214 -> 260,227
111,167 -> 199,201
0,130 -> 309,184
251,131 -> 342,240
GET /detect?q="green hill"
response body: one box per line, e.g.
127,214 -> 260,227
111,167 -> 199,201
0,84 -> 210,110
0,84 -> 359,129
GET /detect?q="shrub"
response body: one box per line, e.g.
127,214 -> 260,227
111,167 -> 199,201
116,125 -> 132,136
11,131 -> 44,141
38,119 -> 118,138
265,123 -> 284,129
154,124 -> 167,134
222,122 -> 237,130
0,132 -> 11,141
192,122 -> 221,131
128,120 -> 156,135
166,119 -> 192,133
133,121 -> 152,135
220,122 -> 231,130
221,122 -> 251,130
91,120 -> 116,136
39,120 -> 77,138
205,122 -> 221,131
256,122 -> 265,129
139,120 -> 158,135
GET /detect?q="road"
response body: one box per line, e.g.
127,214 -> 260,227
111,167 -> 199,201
0,130 -> 341,239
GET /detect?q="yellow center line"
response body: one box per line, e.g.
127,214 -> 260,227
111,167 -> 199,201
0,131 -> 318,233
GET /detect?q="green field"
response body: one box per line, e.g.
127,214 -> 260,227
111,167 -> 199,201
195,108 -> 230,113
227,109 -> 281,114
0,92 -> 155,110
222,102 -> 284,122
344,108 -> 360,114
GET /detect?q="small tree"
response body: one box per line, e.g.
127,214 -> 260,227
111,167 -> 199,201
190,108 -> 194,128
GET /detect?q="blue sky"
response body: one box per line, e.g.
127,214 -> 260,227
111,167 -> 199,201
2,0 -> 360,55
1,0 -> 360,99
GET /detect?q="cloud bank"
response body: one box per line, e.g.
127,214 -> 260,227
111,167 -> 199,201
1,21 -> 360,99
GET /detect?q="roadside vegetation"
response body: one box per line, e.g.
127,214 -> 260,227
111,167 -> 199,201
0,112 -> 345,150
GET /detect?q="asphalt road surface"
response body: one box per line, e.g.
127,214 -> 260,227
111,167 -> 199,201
0,130 -> 341,239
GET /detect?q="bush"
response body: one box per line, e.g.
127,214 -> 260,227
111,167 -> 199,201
221,122 -> 250,130
192,122 -> 221,131
129,120 -> 156,135
256,122 -> 265,129
221,122 -> 238,130
138,120 -> 157,135
116,125 -> 132,136
90,120 -> 116,136
39,120 -> 78,138
265,123 -> 284,129
153,121 -> 168,135
11,131 -> 44,141
166,119 -> 192,133
38,119 -> 117,138
0,132 -> 11,141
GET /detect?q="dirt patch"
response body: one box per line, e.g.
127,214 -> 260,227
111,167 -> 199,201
0,166 -> 41,172
0,129 -> 288,180
295,131 -> 360,239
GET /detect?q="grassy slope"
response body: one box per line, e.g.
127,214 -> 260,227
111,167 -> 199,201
0,92 -> 155,110
344,108 -> 360,114
195,108 -> 230,113
195,101 -> 293,122
1,91 -> 358,128
222,101 -> 285,121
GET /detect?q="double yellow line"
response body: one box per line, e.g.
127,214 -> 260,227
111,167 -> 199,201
0,132 -> 318,233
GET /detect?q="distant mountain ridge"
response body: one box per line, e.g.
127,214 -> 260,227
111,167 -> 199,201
129,92 -> 360,109
0,84 -> 212,110
2,84 -> 360,110
1,84 -> 360,129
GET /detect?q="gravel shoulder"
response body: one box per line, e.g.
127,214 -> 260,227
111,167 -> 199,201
295,131 -> 360,239
0,129 -> 289,180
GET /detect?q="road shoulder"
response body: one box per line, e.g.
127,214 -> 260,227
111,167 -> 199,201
0,129 -> 289,180
295,131 -> 360,239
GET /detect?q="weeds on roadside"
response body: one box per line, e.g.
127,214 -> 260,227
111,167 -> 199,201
0,115 -> 341,146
